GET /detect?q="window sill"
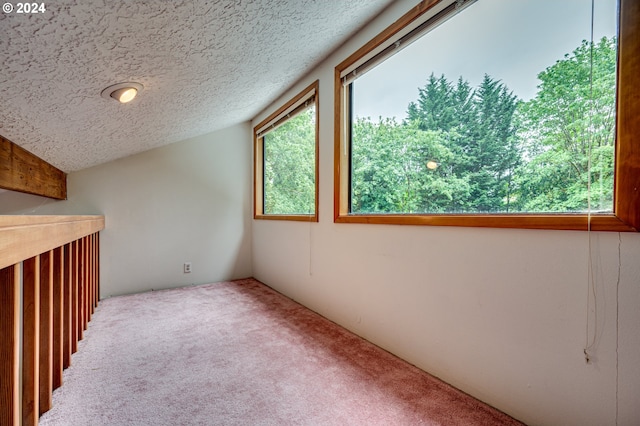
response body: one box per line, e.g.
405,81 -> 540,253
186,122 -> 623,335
254,214 -> 318,222
334,213 -> 636,232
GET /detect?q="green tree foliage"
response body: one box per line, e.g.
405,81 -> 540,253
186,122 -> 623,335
514,37 -> 617,212
354,73 -> 520,213
263,108 -> 315,214
350,37 -> 617,214
352,119 -> 469,213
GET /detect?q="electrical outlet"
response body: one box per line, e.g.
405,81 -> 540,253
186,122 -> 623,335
183,262 -> 192,273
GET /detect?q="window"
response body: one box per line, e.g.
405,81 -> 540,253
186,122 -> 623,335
254,81 -> 319,221
335,0 -> 639,231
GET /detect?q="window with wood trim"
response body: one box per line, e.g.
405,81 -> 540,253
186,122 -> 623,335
334,0 -> 639,231
254,81 -> 319,221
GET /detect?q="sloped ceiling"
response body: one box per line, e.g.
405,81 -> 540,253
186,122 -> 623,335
0,0 -> 393,172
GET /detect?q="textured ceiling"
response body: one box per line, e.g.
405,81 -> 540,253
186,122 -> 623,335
0,0 -> 393,172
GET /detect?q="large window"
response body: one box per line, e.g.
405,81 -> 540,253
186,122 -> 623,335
335,0 -> 639,231
254,81 -> 319,221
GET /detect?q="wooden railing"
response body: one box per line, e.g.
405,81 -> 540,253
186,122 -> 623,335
0,215 -> 105,426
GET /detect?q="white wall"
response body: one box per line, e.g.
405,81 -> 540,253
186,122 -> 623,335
0,123 -> 253,297
251,1 -> 640,425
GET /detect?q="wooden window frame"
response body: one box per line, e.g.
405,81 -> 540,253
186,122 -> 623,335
254,80 -> 320,222
334,0 -> 639,232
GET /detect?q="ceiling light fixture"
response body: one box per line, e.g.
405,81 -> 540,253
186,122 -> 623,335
101,82 -> 143,104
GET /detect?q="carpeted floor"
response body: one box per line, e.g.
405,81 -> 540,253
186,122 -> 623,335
39,278 -> 522,425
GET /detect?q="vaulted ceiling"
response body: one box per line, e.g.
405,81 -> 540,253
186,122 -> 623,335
0,0 -> 393,172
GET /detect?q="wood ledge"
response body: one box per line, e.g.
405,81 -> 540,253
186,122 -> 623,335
0,215 -> 105,269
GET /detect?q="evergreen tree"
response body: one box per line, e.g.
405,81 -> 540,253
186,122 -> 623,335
405,73 -> 519,212
264,39 -> 617,217
467,75 -> 520,211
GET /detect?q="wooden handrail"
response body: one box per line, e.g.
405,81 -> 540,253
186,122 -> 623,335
1,215 -> 104,425
0,215 -> 104,270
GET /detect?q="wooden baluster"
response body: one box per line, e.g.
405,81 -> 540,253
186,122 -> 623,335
77,238 -> 82,332
52,247 -> 64,390
96,232 -> 100,304
22,256 -> 40,426
87,235 -> 91,315
80,237 -> 85,328
84,236 -> 90,326
39,250 -> 53,415
93,233 -> 98,309
79,236 -> 84,330
91,234 -> 97,312
62,244 -> 72,369
0,263 -> 21,426
71,240 -> 79,353
0,216 -> 104,421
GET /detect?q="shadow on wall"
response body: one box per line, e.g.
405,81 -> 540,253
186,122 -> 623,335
0,188 -> 100,215
0,189 -> 63,214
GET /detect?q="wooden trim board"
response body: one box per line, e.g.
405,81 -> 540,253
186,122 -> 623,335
0,135 -> 67,200
0,216 -> 105,270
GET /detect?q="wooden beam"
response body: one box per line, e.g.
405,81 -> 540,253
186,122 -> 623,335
0,263 -> 20,426
22,256 -> 40,426
0,135 -> 67,200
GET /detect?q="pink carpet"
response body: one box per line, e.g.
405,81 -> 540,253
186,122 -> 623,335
39,278 -> 522,425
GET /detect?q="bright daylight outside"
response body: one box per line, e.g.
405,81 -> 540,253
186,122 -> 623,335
263,106 -> 316,215
350,0 -> 618,214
